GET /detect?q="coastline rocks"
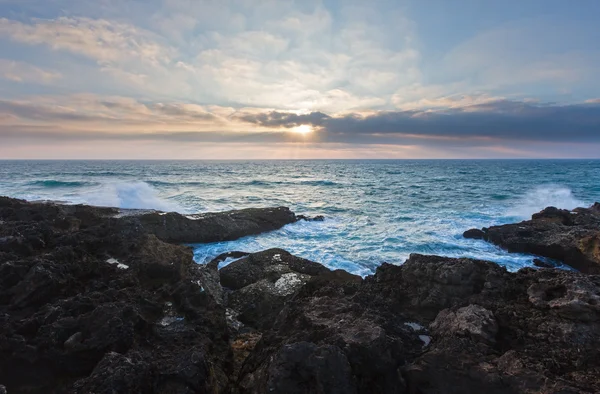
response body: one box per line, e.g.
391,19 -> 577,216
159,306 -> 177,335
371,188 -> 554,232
220,249 -> 331,331
3,197 -> 600,393
134,207 -> 298,244
295,214 -> 325,222
430,304 -> 498,344
237,267 -> 419,394
532,258 -> 554,268
235,254 -> 600,393
463,228 -> 486,239
0,197 -> 305,393
0,196 -> 300,246
463,203 -> 600,274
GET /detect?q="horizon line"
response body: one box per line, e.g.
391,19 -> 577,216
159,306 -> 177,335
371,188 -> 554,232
2,158 -> 600,161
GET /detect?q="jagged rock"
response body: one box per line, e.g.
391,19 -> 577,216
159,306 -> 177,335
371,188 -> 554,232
431,304 -> 498,344
527,275 -> 600,322
220,249 -> 332,330
237,254 -> 600,394
0,197 -> 302,393
463,228 -> 486,239
3,197 -> 600,393
262,342 -> 357,394
463,203 -> 600,274
209,251 -> 249,266
367,254 -> 509,320
533,258 -> 554,268
132,206 -> 298,244
237,269 -> 420,394
296,214 -> 325,222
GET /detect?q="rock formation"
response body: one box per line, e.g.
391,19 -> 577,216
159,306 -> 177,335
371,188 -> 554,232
463,203 -> 600,274
2,197 -> 600,393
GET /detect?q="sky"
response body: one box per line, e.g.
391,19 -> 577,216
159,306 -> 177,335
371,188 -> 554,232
0,0 -> 599,159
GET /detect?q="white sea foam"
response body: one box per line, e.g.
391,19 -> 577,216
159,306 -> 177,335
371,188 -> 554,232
506,185 -> 586,219
419,335 -> 431,347
404,322 -> 425,331
86,182 -> 182,212
106,258 -> 129,270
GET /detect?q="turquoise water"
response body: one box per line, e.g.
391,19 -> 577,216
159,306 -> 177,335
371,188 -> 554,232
1,160 -> 599,275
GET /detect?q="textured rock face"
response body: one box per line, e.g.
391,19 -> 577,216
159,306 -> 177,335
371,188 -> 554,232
430,304 -> 498,344
220,248 -> 339,331
135,207 -> 298,244
3,197 -> 600,393
0,197 -> 301,393
464,203 -> 600,274
235,254 -> 600,394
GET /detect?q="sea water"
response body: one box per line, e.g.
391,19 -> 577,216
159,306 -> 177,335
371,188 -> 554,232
1,160 -> 599,276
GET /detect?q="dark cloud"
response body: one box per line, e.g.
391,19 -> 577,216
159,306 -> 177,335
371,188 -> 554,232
2,98 -> 600,149
238,111 -> 331,128
240,100 -> 600,142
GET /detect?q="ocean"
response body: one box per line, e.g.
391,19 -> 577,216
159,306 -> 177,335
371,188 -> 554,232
1,159 -> 599,276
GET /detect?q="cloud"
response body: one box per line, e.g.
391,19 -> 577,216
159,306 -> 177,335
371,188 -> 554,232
0,95 -> 227,131
2,94 -> 600,149
0,17 -> 173,66
240,100 -> 600,143
0,59 -> 61,83
1,94 -> 600,158
237,111 -> 331,128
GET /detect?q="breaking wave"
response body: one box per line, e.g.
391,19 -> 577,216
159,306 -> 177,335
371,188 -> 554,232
85,182 -> 183,212
506,185 -> 587,219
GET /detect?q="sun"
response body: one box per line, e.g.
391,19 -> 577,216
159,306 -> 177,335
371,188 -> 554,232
291,124 -> 313,135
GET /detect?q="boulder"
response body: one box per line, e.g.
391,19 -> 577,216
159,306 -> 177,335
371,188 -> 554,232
430,304 -> 498,344
131,206 -> 298,244
463,203 -> 600,274
463,228 -> 486,239
220,248 -> 332,330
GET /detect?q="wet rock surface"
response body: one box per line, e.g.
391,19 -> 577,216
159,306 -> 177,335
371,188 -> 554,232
135,207 -> 298,244
464,203 -> 600,274
220,249 -> 332,331
2,197 -> 600,393
233,253 -> 600,394
0,197 -> 299,393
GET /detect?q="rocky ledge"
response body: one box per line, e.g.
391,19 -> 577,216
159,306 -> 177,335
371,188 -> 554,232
464,203 -> 600,274
1,197 -> 600,393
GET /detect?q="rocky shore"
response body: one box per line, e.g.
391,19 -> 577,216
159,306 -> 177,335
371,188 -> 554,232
1,197 -> 599,393
464,203 -> 600,274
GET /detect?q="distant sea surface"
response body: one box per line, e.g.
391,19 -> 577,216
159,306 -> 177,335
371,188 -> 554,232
2,160 -> 599,276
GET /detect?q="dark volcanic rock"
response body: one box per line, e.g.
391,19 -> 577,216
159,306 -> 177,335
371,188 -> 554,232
463,203 -> 600,274
220,249 -> 335,331
463,228 -> 486,239
236,254 -> 600,394
296,214 -> 325,222
533,258 -> 554,268
3,196 -> 600,393
0,197 -> 302,393
134,207 -> 297,244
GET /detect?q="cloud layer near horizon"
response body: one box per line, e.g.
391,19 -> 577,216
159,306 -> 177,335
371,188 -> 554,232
0,0 -> 599,158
